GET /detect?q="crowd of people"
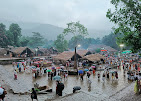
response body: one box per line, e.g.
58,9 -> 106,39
7,53 -> 140,99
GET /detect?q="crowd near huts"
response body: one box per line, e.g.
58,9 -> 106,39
53,50 -> 106,67
82,53 -> 105,64
88,44 -> 117,54
53,51 -> 81,66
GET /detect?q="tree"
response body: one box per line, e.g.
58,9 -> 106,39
9,23 -> 21,46
28,32 -> 44,48
54,34 -> 68,52
68,35 -> 102,49
0,23 -> 8,47
63,21 -> 88,46
20,36 -> 30,47
43,39 -> 54,48
102,33 -> 120,50
106,0 -> 141,52
68,35 -> 84,49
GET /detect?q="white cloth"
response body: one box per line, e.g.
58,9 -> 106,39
24,61 -> 26,66
14,71 -> 17,75
0,88 -> 4,95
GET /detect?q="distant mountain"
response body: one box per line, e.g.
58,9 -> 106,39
0,19 -> 64,40
0,19 -> 111,40
22,24 -> 64,40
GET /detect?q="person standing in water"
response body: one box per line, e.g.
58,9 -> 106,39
107,72 -> 109,79
14,70 -> 17,80
31,88 -> 38,101
97,72 -> 100,79
102,73 -> 105,82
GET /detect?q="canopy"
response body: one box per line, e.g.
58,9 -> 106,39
84,69 -> 89,71
78,70 -> 84,74
91,66 -> 95,68
73,86 -> 81,90
47,69 -> 52,72
60,66 -> 65,69
53,76 -> 61,81
51,67 -> 56,69
122,50 -> 132,54
56,67 -> 61,69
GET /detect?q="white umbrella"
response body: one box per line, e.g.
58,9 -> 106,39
60,66 -> 65,69
0,88 -> 4,95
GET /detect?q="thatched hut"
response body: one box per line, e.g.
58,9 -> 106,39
38,48 -> 50,56
77,50 -> 92,57
0,48 -> 8,57
53,51 -> 81,65
48,47 -> 58,54
82,53 -> 105,63
10,47 -> 34,57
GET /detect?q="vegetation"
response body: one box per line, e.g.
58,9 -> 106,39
0,22 -> 126,51
0,23 -> 7,47
102,32 -> 119,50
63,21 -> 88,47
28,32 -> 44,48
68,35 -> 101,49
106,0 -> 141,52
0,23 -> 46,48
54,34 -> 68,52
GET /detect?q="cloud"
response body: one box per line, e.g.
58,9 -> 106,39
0,0 -> 114,31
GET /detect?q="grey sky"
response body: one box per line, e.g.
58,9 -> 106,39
0,0 -> 114,30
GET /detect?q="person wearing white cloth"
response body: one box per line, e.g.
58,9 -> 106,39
0,88 -> 4,95
0,87 -> 5,101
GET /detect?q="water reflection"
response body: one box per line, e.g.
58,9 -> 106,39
102,82 -> 105,89
3,65 -> 134,100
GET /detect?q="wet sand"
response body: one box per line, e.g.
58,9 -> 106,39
0,65 -> 140,101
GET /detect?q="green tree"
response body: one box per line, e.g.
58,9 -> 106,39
20,36 -> 30,47
106,0 -> 141,52
54,34 -> 68,52
63,21 -> 88,47
68,35 -> 102,49
68,35 -> 84,49
28,32 -> 44,48
43,39 -> 54,48
0,23 -> 8,47
102,33 -> 120,50
9,23 -> 21,46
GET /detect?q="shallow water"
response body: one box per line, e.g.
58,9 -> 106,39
3,65 -> 132,100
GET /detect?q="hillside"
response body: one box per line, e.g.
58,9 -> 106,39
22,24 -> 64,40
0,19 -> 111,40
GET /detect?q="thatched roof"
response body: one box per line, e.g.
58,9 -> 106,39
39,48 -> 49,53
82,53 -> 105,62
77,50 -> 91,57
54,51 -> 75,61
54,50 -> 92,61
54,51 -> 82,61
0,48 -> 7,55
11,47 -> 33,54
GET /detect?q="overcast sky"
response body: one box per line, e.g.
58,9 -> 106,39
0,0 -> 114,30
